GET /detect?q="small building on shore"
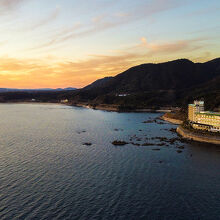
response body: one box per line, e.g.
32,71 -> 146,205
61,99 -> 69,103
188,100 -> 220,132
116,93 -> 130,97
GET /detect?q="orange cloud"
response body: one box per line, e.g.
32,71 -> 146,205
0,37 -> 216,89
132,37 -> 207,58
0,53 -> 141,88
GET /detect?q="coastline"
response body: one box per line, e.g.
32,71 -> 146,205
161,115 -> 183,125
161,112 -> 220,145
177,126 -> 220,145
0,101 -> 62,105
0,101 -> 175,113
72,103 -> 173,113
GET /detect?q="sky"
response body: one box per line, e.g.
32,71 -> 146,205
0,0 -> 220,89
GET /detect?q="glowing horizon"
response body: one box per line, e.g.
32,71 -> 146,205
0,0 -> 220,89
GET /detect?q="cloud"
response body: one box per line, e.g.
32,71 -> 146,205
186,6 -> 220,17
146,40 -> 202,55
25,7 -> 60,31
128,37 -> 207,57
0,53 -> 141,88
0,0 -> 27,13
192,52 -> 212,62
26,23 -> 83,51
0,57 -> 43,72
28,0 -> 188,51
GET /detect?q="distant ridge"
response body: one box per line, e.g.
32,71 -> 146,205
0,87 -> 77,93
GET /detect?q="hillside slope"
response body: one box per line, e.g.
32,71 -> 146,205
71,58 -> 220,109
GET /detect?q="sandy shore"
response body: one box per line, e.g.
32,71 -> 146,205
161,115 -> 183,125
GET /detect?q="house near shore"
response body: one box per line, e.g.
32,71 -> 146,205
61,99 -> 69,103
188,100 -> 220,132
115,93 -> 130,97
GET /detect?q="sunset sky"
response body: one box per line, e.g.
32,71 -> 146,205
0,0 -> 220,89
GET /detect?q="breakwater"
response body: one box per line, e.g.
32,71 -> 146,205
177,126 -> 220,145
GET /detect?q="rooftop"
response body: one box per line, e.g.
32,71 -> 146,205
195,111 -> 220,117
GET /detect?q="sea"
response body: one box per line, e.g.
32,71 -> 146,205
0,104 -> 220,220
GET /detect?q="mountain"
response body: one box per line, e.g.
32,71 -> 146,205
0,87 -> 78,103
83,77 -> 113,90
0,87 -> 77,93
70,58 -> 220,109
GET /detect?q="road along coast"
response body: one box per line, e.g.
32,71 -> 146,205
177,126 -> 220,145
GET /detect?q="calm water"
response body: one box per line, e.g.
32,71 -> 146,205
0,104 -> 220,220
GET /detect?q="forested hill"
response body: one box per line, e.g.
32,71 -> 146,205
71,58 -> 220,110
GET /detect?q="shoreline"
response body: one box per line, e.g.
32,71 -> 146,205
0,101 -> 62,105
0,101 -> 176,113
161,115 -> 183,125
161,112 -> 220,145
0,101 -> 179,113
177,126 -> 220,145
72,103 -> 173,113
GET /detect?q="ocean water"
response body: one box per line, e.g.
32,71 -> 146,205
0,104 -> 220,220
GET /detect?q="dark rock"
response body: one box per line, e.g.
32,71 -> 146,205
143,120 -> 155,123
83,143 -> 92,146
177,146 -> 185,149
170,128 -> 177,133
77,130 -> 86,134
112,140 -> 128,146
157,143 -> 166,146
156,121 -> 165,125
177,150 -> 183,153
131,142 -> 141,146
114,128 -> 123,131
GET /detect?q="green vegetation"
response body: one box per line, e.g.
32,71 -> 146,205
164,110 -> 187,121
